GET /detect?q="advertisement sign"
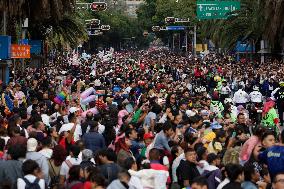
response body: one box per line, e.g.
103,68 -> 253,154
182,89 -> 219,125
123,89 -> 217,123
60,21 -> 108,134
11,44 -> 31,59
0,36 -> 11,59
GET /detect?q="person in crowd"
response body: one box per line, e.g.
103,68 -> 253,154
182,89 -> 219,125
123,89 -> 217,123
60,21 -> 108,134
258,129 -> 284,179
223,164 -> 244,189
177,148 -> 200,188
59,145 -> 82,185
202,153 -> 222,189
0,145 -> 26,188
82,121 -> 106,154
48,145 -> 67,189
272,172 -> 284,189
17,159 -> 45,189
66,165 -> 84,189
96,149 -> 121,184
26,138 -> 49,184
191,176 -> 209,189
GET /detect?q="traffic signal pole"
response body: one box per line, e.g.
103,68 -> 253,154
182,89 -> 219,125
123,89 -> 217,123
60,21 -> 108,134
194,25 -> 197,57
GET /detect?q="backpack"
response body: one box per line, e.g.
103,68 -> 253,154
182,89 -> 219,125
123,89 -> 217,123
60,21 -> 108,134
23,177 -> 41,189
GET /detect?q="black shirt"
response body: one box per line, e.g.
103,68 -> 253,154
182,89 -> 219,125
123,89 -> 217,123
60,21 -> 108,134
223,182 -> 242,189
177,160 -> 200,187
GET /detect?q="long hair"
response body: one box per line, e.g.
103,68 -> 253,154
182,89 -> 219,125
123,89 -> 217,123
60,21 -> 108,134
51,145 -> 67,166
115,137 -> 130,153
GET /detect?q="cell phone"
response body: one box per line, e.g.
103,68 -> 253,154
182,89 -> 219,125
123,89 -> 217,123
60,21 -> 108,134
231,131 -> 236,138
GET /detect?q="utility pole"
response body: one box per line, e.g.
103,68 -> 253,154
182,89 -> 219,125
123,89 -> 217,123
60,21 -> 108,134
193,25 -> 197,57
3,11 -> 7,35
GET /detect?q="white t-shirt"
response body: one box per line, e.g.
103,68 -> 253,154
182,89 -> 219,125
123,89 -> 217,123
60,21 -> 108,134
17,174 -> 45,189
58,123 -> 82,142
60,157 -> 82,179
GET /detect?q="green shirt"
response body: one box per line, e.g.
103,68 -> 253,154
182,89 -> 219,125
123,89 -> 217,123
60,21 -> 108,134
262,108 -> 278,128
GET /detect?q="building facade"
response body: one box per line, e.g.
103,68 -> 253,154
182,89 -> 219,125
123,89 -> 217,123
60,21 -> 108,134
125,0 -> 143,17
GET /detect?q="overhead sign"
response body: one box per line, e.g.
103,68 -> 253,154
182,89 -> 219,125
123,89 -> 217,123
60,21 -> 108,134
166,26 -> 187,31
196,1 -> 241,19
0,36 -> 11,59
11,44 -> 30,58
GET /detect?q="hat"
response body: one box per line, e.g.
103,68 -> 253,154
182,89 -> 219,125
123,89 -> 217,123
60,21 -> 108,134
143,133 -> 154,140
82,149 -> 93,160
207,153 -> 220,164
200,110 -> 209,116
69,107 -> 80,114
211,122 -> 222,130
186,110 -> 196,117
27,138 -> 38,152
237,105 -> 244,111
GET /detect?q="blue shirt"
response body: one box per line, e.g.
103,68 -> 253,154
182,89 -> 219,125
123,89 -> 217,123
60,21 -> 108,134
258,145 -> 284,179
154,130 -> 171,152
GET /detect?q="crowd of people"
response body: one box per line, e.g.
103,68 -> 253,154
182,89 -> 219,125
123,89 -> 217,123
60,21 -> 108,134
0,48 -> 284,189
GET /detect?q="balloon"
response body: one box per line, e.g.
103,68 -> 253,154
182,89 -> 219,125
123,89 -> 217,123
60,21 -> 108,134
80,87 -> 95,99
81,107 -> 99,117
81,95 -> 96,105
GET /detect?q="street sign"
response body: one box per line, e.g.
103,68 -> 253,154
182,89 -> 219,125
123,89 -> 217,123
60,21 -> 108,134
11,44 -> 30,59
91,2 -> 107,11
175,18 -> 190,23
152,26 -> 160,32
196,1 -> 241,19
101,25 -> 110,31
165,17 -> 175,24
166,26 -> 187,31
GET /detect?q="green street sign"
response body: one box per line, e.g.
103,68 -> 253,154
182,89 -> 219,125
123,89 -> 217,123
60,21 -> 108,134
196,1 -> 241,19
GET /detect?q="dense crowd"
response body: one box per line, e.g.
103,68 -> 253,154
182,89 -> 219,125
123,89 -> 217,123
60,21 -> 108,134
0,48 -> 284,189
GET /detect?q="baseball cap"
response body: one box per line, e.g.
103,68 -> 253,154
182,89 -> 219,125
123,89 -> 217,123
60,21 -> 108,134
69,107 -> 80,114
27,138 -> 38,152
143,133 -> 154,140
211,122 -> 222,130
200,110 -> 210,116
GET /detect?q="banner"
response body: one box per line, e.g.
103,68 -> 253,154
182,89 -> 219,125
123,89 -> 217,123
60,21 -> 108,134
29,40 -> 42,55
11,44 -> 31,59
0,36 -> 11,59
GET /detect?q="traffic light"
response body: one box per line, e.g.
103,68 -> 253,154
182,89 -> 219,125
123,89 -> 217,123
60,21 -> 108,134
91,2 -> 107,11
165,17 -> 175,24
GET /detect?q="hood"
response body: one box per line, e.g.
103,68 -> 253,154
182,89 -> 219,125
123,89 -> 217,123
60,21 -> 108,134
26,151 -> 46,161
204,165 -> 219,172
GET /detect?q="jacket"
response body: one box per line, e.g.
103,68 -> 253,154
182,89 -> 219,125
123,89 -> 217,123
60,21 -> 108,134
26,151 -> 49,184
0,160 -> 24,188
82,131 -> 106,154
202,165 -> 222,189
